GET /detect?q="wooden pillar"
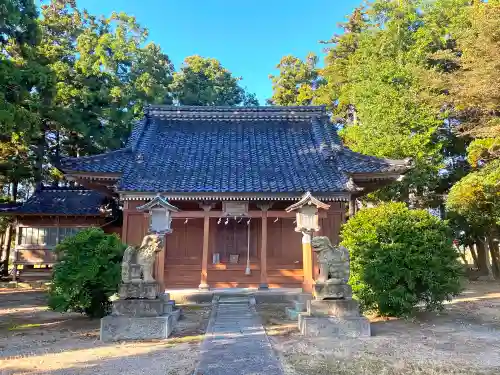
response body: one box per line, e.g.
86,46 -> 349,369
348,196 -> 356,219
12,220 -> 19,281
259,209 -> 269,289
199,204 -> 212,290
121,201 -> 129,243
155,235 -> 166,291
302,231 -> 314,293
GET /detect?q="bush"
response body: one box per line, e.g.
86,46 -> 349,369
48,228 -> 126,318
340,202 -> 464,317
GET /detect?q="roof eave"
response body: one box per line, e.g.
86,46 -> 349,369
117,191 -> 351,202
64,172 -> 121,181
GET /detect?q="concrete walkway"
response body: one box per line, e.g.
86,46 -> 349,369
194,296 -> 284,375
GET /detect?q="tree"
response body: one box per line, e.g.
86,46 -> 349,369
307,0 -> 472,207
446,160 -> 500,277
48,228 -> 125,318
341,202 -> 464,317
446,0 -> 500,139
170,55 -> 258,106
37,1 -> 175,162
268,53 -> 321,106
0,0 -> 38,45
0,0 -> 48,275
442,1 -> 500,278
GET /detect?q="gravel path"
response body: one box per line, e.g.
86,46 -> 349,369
194,296 -> 284,375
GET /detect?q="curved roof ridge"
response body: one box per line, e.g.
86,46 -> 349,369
146,104 -> 326,113
62,147 -> 130,162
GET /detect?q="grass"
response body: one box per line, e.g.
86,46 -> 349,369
287,354 -> 499,375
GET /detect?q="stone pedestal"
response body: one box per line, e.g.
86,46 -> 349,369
100,279 -> 180,341
298,314 -> 370,338
101,315 -> 174,341
299,282 -> 370,338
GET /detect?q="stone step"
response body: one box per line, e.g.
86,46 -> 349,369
286,307 -> 300,320
218,297 -> 250,304
294,301 -> 306,312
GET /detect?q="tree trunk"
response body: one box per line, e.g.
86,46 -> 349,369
487,234 -> 500,279
1,181 -> 17,278
475,239 -> 494,279
467,244 -> 479,269
0,225 -> 12,278
34,126 -> 46,184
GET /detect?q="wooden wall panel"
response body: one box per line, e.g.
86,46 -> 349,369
165,218 -> 203,265
126,213 -> 147,246
267,218 -> 302,266
318,203 -> 346,244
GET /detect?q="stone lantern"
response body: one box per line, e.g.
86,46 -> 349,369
286,192 -> 330,293
137,194 -> 179,234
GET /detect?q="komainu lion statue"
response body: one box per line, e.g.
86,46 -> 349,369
311,236 -> 350,284
121,234 -> 163,283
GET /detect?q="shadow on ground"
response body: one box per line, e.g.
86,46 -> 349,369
0,289 -> 211,375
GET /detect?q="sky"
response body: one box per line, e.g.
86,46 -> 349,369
75,0 -> 362,104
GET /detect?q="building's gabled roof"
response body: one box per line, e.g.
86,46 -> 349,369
59,105 -> 412,198
0,185 -> 110,216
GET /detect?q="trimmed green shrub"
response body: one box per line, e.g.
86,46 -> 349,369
340,202 -> 464,317
48,228 -> 125,318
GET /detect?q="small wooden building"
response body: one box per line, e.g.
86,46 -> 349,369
58,105 -> 410,290
0,185 -> 120,280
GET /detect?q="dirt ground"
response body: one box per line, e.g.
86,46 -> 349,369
258,281 -> 500,375
0,290 -> 211,375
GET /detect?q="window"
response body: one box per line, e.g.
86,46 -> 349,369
18,227 -> 86,247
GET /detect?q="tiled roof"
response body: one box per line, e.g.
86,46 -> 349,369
60,105 -> 411,194
0,186 -> 108,216
59,148 -> 131,174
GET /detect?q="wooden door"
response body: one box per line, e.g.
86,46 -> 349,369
216,219 -> 250,263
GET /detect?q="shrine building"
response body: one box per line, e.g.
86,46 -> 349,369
4,105 -> 411,289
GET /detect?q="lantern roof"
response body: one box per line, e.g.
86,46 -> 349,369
285,191 -> 331,212
136,194 -> 179,212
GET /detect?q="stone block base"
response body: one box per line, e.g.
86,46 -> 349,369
307,299 -> 360,318
100,315 -> 174,342
119,282 -> 160,299
112,299 -> 166,317
298,314 -> 371,338
314,282 -> 352,300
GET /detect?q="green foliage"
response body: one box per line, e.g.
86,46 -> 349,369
447,0 -> 500,138
446,160 -> 500,228
0,0 -> 38,45
341,202 -> 464,317
48,228 -> 125,318
170,55 -> 258,106
466,138 -> 500,167
38,2 -> 175,154
268,53 -> 322,106
269,0 -> 491,207
318,1 -> 456,205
